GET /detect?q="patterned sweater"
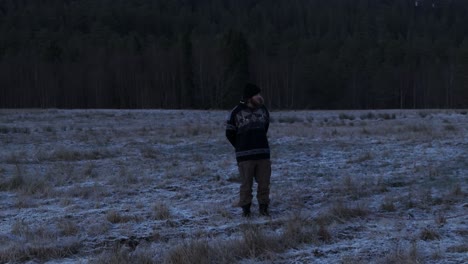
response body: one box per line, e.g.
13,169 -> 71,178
225,102 -> 270,162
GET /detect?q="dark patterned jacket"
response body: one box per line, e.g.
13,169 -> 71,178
226,102 -> 270,162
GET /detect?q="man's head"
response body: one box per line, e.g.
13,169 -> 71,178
243,83 -> 264,107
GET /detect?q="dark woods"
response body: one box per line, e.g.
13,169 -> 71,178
1,0 -> 468,109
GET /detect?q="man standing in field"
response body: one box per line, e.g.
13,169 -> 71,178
226,83 -> 271,217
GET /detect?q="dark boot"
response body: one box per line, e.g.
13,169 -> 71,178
259,204 -> 270,216
242,203 -> 251,217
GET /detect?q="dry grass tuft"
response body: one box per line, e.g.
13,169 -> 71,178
0,165 -> 24,191
317,224 -> 332,242
281,214 -> 318,245
37,147 -> 113,162
275,116 -> 304,123
419,227 -> 440,241
339,113 -> 355,120
164,214 -> 319,263
380,197 -> 397,212
0,239 -> 81,263
106,210 -> 137,224
0,220 -> 81,263
56,218 -> 80,236
238,224 -> 280,258
317,202 -> 369,225
0,165 -> 51,196
447,244 -> 468,253
165,239 -> 213,264
164,224 -> 279,263
347,152 -> 373,163
140,146 -> 160,159
94,244 -> 154,264
86,220 -> 111,236
152,202 -> 172,220
381,241 -> 420,264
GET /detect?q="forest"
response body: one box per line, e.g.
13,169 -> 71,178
1,0 -> 468,109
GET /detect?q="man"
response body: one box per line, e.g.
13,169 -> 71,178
226,83 -> 271,217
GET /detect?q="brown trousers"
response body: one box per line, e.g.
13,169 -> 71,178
237,159 -> 271,207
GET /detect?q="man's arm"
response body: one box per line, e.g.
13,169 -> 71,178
226,111 -> 237,148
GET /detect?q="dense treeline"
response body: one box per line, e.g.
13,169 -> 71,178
1,0 -> 468,109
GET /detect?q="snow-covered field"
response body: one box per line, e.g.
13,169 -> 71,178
0,109 -> 467,263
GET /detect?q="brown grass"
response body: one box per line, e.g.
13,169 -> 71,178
420,228 -> 441,241
56,218 -> 80,236
152,202 -> 172,220
106,210 -> 138,224
346,152 -> 373,163
163,215 -> 319,263
0,109 -> 466,263
94,244 -> 154,264
0,165 -> 52,196
0,220 -> 82,263
0,240 -> 81,263
316,202 -> 369,225
164,226 -> 273,263
380,198 -> 397,212
447,244 -> 468,253
381,241 -> 420,264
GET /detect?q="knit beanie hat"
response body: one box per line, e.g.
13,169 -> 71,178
243,83 -> 261,100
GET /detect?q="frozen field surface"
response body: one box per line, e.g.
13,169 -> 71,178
0,109 -> 467,263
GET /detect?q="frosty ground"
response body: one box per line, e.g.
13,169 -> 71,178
0,109 -> 467,263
